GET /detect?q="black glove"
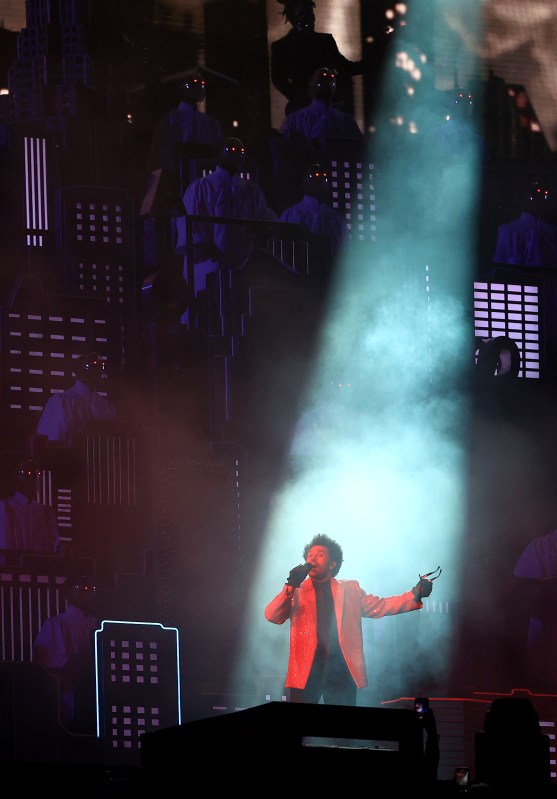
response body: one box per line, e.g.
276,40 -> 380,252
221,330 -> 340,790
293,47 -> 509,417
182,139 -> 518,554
286,563 -> 311,588
412,577 -> 433,601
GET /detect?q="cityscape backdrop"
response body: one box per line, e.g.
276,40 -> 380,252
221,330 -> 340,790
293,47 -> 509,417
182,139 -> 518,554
1,0 -> 557,786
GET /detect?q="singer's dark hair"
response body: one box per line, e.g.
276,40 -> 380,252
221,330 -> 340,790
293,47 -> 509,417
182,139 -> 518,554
303,533 -> 343,576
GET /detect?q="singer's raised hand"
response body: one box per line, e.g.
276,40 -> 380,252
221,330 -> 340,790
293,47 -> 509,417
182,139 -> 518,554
286,563 -> 312,588
411,577 -> 433,601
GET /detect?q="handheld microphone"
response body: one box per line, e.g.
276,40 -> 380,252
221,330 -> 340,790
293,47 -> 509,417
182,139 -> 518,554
303,562 -> 313,573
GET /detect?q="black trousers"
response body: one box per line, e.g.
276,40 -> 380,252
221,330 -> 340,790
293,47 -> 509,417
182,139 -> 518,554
289,653 -> 357,706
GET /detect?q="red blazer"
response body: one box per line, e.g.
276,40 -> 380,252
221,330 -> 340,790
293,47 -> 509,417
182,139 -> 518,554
264,577 -> 422,689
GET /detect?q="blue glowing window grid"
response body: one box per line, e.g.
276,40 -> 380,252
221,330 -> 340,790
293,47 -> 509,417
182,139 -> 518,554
76,261 -> 126,305
473,281 -> 540,379
72,201 -> 125,247
329,159 -> 376,243
106,636 -> 163,751
107,703 -> 160,752
62,189 -> 137,311
95,621 -> 181,752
